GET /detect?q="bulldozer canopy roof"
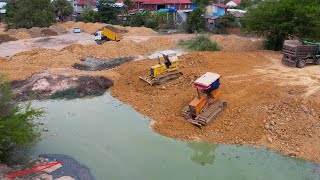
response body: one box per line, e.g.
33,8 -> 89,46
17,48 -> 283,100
194,72 -> 220,88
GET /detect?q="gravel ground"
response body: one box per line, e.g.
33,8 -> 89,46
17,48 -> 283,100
0,31 -> 95,57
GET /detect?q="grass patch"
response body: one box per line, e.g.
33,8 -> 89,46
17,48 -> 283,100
179,34 -> 220,51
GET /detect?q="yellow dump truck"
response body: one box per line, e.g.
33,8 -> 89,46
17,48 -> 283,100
94,27 -> 123,44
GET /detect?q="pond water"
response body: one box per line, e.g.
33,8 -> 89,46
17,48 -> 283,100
32,92 -> 320,180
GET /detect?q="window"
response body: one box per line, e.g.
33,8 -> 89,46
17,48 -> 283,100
184,4 -> 187,8
188,4 -> 190,8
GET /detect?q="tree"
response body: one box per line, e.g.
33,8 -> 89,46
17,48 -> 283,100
52,0 -> 74,22
0,76 -> 44,163
186,7 -> 205,33
131,12 -> 145,27
5,0 -> 56,29
97,0 -> 118,23
82,7 -> 99,23
241,0 -> 320,50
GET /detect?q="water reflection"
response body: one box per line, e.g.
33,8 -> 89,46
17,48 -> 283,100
187,142 -> 217,166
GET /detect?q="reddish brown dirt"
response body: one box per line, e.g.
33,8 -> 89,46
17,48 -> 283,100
110,51 -> 320,163
0,34 -> 319,163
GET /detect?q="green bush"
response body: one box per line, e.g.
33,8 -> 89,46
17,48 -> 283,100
5,0 -> 56,29
0,76 -> 44,163
185,8 -> 206,33
145,20 -> 158,29
179,34 -> 220,51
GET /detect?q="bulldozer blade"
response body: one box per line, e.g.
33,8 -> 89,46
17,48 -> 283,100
139,76 -> 156,85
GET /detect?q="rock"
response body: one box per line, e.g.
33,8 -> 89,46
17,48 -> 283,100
265,124 -> 270,130
267,137 -> 273,143
161,86 -> 166,90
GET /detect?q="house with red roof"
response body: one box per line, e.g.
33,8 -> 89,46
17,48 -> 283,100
72,0 -> 97,13
130,0 -> 194,12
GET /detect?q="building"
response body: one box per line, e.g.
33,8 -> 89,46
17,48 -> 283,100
206,3 -> 227,17
131,0 -> 194,12
73,0 -> 97,13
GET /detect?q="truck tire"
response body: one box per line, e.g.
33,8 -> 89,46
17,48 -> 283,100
297,59 -> 306,68
316,58 -> 320,65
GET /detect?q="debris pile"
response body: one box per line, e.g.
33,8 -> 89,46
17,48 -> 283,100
211,35 -> 264,51
261,98 -> 320,158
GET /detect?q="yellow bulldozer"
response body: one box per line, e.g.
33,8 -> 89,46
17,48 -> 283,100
182,72 -> 227,126
139,50 -> 183,85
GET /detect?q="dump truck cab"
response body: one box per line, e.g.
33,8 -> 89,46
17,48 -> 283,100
282,40 -> 320,68
182,72 -> 226,126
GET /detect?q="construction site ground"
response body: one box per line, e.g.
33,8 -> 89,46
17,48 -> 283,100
0,22 -> 319,164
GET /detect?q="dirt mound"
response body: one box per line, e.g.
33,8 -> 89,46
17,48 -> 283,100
125,26 -> 158,36
55,22 -> 105,34
211,35 -> 264,51
12,31 -> 32,39
105,25 -> 128,34
41,29 -> 58,36
260,98 -> 320,159
0,36 -> 176,80
0,33 -> 17,44
6,26 -> 67,40
110,51 -> 320,163
11,73 -> 113,101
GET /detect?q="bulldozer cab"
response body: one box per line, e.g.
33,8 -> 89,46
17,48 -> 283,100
194,72 -> 221,98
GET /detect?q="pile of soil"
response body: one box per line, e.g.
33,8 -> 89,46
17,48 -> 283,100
73,57 -> 134,71
105,25 -> 128,34
10,73 -> 113,101
6,26 -> 67,40
0,32 -> 17,44
55,21 -> 105,34
110,51 -> 320,163
211,35 -> 264,51
55,21 -> 158,35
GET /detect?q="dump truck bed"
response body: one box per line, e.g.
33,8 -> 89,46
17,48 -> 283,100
282,44 -> 317,57
102,28 -> 123,41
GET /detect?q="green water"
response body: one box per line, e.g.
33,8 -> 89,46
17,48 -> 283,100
32,92 -> 319,180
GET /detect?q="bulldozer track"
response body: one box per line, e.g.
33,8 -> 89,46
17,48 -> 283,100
182,100 -> 227,126
140,71 -> 182,85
